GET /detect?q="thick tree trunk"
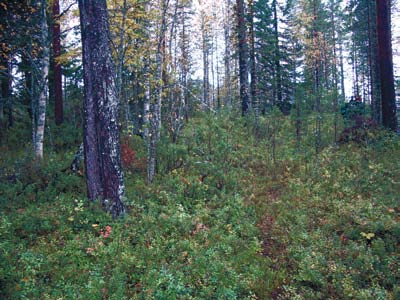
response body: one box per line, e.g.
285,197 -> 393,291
376,0 -> 397,131
52,0 -> 63,125
78,0 -> 125,217
34,0 -> 49,159
236,0 -> 250,115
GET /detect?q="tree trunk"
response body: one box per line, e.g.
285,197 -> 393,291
34,0 -> 49,159
330,1 -> 339,143
52,0 -> 63,125
376,0 -> 397,131
273,0 -> 283,112
78,0 -> 125,217
248,0 -> 258,121
236,0 -> 250,115
0,55 -> 12,128
201,13 -> 210,109
224,0 -> 232,108
146,0 -> 169,184
181,17 -> 189,122
313,0 -> 322,156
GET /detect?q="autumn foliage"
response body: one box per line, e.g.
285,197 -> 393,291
121,142 -> 136,170
121,139 -> 146,173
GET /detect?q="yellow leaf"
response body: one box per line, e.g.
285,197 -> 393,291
360,232 -> 375,240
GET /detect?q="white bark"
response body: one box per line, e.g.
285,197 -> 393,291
34,0 -> 49,159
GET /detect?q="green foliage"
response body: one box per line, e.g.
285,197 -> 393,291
270,138 -> 400,300
340,99 -> 367,124
1,111 -> 399,299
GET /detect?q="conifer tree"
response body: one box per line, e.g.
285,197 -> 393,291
376,0 -> 397,131
236,0 -> 250,115
78,0 -> 125,217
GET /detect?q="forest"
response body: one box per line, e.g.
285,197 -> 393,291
0,0 -> 399,299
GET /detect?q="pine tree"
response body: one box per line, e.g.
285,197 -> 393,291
236,0 -> 250,115
78,0 -> 125,217
376,0 -> 397,130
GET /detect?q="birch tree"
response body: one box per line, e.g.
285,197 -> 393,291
33,0 -> 50,159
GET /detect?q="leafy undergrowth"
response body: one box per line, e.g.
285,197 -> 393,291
0,112 -> 399,299
265,138 -> 400,300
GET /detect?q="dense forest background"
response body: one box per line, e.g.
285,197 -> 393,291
0,0 -> 399,299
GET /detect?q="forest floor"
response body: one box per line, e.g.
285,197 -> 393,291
0,112 -> 399,299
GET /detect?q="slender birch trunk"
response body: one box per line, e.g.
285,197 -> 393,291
248,0 -> 258,122
34,0 -> 50,159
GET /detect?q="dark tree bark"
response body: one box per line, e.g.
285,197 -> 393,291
272,0 -> 283,112
236,0 -> 250,115
376,0 -> 397,131
52,0 -> 63,125
313,0 -> 322,155
78,0 -> 125,217
1,55 -> 12,128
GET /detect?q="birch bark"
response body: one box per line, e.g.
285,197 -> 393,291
34,0 -> 49,159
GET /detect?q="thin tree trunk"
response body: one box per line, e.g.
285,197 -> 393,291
201,13 -> 210,108
236,0 -> 250,115
339,32 -> 345,102
143,63 -> 151,141
143,2 -> 151,141
313,0 -> 321,156
367,0 -> 375,107
34,0 -> 49,159
181,17 -> 189,121
147,0 -> 169,184
224,0 -> 232,108
273,0 -> 283,112
248,0 -> 258,121
53,0 -> 63,125
116,0 -> 128,131
330,1 -> 339,143
0,55 -> 12,127
211,36 -> 215,109
79,0 -> 125,217
147,103 -> 158,183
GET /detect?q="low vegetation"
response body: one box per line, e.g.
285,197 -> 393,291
0,111 -> 399,299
